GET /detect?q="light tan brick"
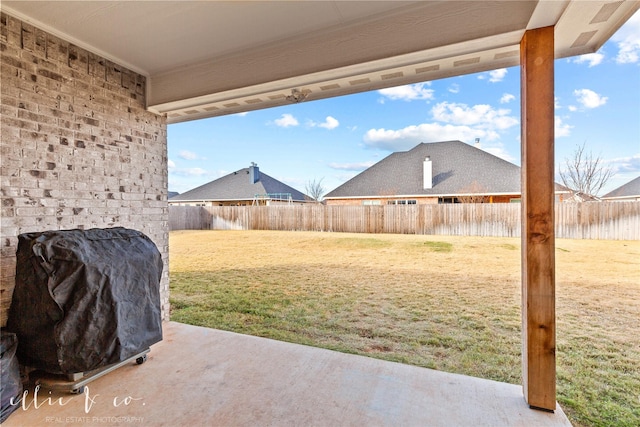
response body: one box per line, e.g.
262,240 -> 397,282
1,13 -> 169,325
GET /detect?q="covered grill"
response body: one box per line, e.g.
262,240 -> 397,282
7,227 -> 163,376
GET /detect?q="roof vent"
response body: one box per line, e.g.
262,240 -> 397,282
474,138 -> 481,148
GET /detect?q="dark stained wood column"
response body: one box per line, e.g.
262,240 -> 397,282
520,26 -> 556,411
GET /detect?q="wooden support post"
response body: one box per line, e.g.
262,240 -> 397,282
520,26 -> 556,411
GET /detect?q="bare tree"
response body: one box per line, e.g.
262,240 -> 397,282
559,142 -> 613,198
305,178 -> 325,203
457,181 -> 490,203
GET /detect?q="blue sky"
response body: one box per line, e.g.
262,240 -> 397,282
168,11 -> 640,197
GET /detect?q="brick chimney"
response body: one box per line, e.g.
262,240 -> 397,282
423,156 -> 433,189
249,162 -> 260,183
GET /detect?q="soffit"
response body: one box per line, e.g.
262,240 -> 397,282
3,1 -> 639,123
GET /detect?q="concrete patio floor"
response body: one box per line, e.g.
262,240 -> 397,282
5,321 -> 572,426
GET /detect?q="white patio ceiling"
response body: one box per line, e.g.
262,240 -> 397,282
3,1 -> 638,123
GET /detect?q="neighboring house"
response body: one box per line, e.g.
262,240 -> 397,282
324,141 -> 570,205
602,176 -> 640,202
169,163 -> 308,206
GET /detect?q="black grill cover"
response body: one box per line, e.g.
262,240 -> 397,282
7,227 -> 163,374
0,331 -> 22,423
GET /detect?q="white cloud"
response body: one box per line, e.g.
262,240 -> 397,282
321,116 -> 340,129
363,101 -> 519,151
170,167 -> 211,177
568,88 -> 608,112
363,123 -> 499,151
310,116 -> 340,130
489,68 -> 508,82
378,83 -> 434,101
328,161 -> 375,171
448,83 -> 460,94
168,159 -> 176,168
597,154 -> 640,194
431,102 -> 518,130
612,10 -> 640,64
335,172 -> 360,184
572,52 -> 605,67
274,113 -> 299,127
482,144 -> 517,163
479,68 -> 508,83
573,89 -> 608,109
178,150 -> 201,160
169,169 -> 228,193
500,93 -> 515,104
555,116 -> 572,137
609,153 -> 640,173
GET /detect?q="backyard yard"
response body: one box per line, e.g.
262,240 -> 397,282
169,230 -> 639,427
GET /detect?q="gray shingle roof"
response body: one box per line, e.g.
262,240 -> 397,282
602,176 -> 640,199
169,166 -> 308,202
326,141 -> 547,198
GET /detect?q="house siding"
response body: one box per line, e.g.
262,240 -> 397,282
170,200 -> 303,207
325,194 -> 520,206
325,197 -> 438,206
0,13 -> 169,326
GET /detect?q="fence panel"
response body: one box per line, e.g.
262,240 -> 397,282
168,202 -> 640,240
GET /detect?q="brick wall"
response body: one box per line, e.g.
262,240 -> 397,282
0,13 -> 169,326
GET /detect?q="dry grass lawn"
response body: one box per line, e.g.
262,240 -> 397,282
169,230 -> 639,427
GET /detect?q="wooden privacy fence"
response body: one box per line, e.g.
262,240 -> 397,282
169,202 -> 640,240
